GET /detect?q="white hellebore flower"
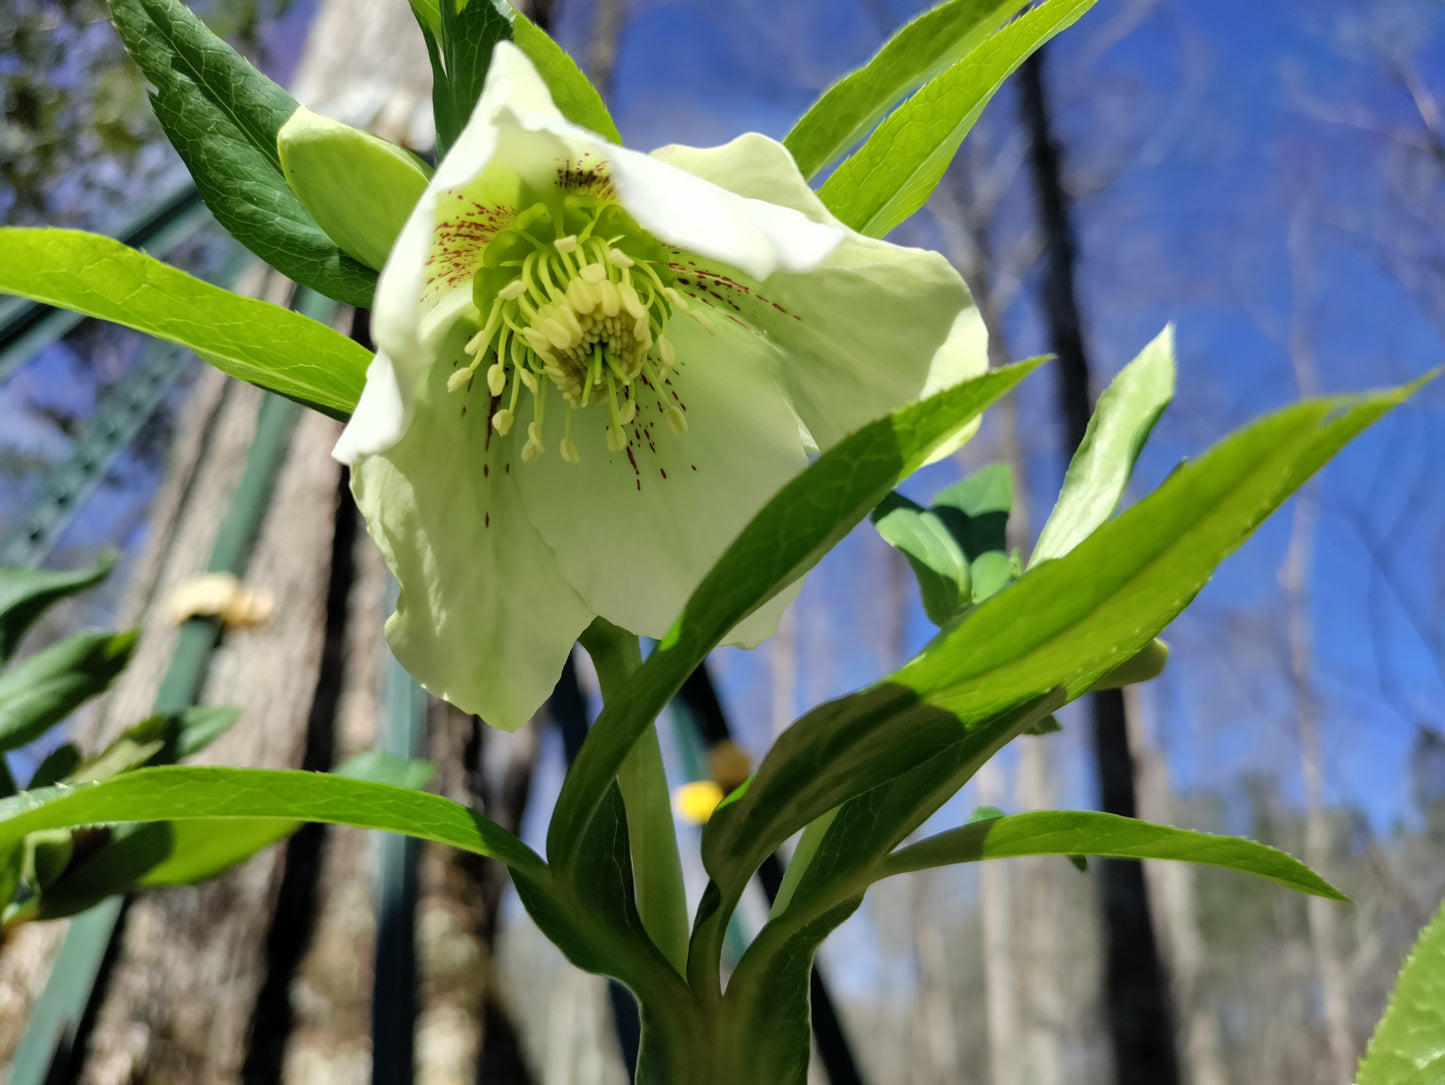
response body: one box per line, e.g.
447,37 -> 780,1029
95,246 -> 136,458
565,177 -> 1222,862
334,43 -> 987,730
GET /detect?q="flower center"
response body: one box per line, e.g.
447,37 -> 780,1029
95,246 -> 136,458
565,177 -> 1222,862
450,194 -> 710,464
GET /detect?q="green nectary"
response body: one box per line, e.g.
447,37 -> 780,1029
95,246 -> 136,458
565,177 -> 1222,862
451,196 -> 700,463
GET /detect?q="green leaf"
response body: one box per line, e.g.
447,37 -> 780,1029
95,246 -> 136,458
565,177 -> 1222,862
0,555 -> 115,666
0,229 -> 370,420
431,0 -> 516,156
70,705 -> 240,785
29,750 -> 440,915
1033,325 -> 1176,564
0,765 -> 545,875
421,2 -> 618,158
897,379 -> 1432,722
518,784 -> 676,995
0,632 -> 135,755
1358,900 -> 1445,1085
819,0 -> 1100,237
109,0 -> 378,306
701,683 -> 981,897
545,360 -> 1044,875
932,462 -> 1014,601
155,705 -> 242,765
786,0 -> 1028,179
871,493 -> 970,624
878,810 -> 1348,900
705,687 -> 1032,1048
717,375 -> 1428,1006
513,15 -> 622,143
333,750 -> 437,791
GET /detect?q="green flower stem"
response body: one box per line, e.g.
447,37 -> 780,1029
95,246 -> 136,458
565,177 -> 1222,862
578,618 -> 690,975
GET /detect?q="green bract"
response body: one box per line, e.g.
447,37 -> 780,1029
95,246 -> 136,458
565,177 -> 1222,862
277,107 -> 433,272
333,43 -> 989,730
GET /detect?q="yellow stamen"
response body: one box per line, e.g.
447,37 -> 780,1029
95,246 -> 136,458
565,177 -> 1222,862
666,406 -> 687,435
492,408 -> 514,435
597,279 -> 621,318
486,363 -> 507,396
447,368 -> 473,393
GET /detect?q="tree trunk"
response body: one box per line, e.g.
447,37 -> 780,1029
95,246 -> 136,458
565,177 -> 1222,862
1281,203 -> 1356,1085
1126,686 -> 1229,1085
1017,47 -> 1181,1085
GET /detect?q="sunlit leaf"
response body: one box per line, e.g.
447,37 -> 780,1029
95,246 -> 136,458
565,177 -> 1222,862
0,766 -> 543,874
787,0 -> 1028,179
819,0 -> 1099,237
879,809 -> 1347,899
1032,325 -> 1176,563
0,229 -> 370,420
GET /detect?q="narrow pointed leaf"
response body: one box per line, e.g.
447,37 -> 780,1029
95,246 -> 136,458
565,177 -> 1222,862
786,0 -> 1028,179
0,230 -> 370,419
820,0 -> 1099,237
898,378 -> 1433,721
513,15 -> 621,142
109,0 -> 378,305
871,493 -> 970,624
422,3 -> 619,157
878,810 -> 1347,900
0,556 -> 114,666
0,766 -> 545,874
1033,325 -> 1176,563
546,360 -> 1043,873
720,375 -> 1429,1008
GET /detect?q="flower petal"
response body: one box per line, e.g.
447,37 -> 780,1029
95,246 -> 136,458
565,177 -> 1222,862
483,45 -> 845,279
655,135 -> 990,451
367,44 -> 558,408
350,336 -> 594,729
513,317 -> 809,643
333,351 -> 408,465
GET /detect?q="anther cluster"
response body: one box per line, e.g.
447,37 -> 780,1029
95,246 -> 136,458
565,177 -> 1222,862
449,195 -> 711,463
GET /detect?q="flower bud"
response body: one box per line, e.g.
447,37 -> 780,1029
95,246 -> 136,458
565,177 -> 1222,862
277,106 -> 432,271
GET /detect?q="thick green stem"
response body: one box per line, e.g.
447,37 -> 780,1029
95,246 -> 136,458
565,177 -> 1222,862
579,618 -> 690,975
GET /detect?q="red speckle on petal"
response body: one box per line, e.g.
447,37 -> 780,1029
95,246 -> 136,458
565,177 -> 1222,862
485,513 -> 491,528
